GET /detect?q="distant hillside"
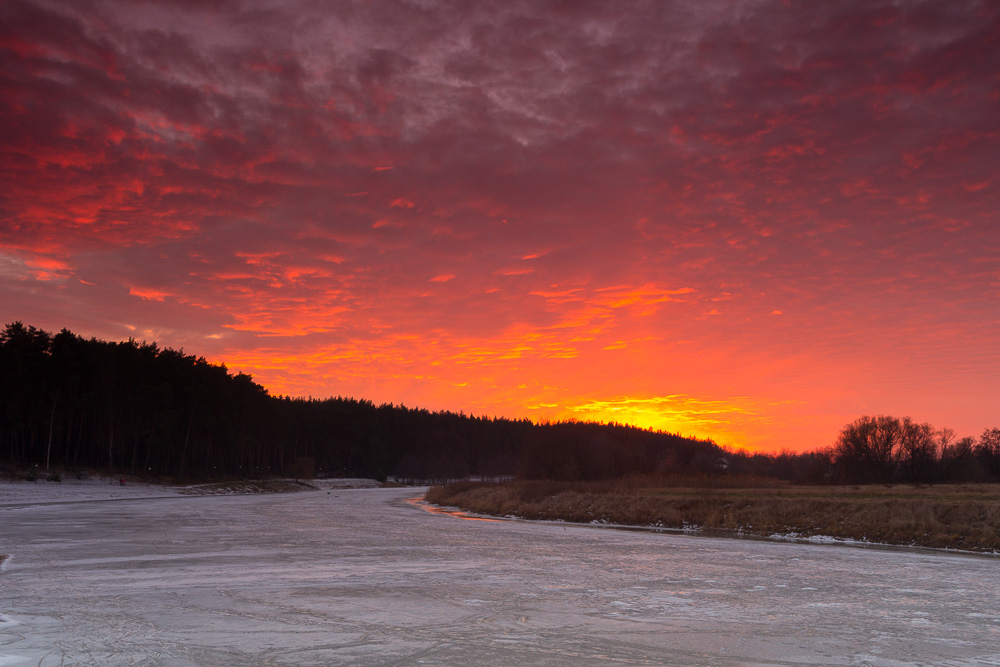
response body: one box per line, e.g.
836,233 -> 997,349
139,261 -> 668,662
0,322 -> 722,481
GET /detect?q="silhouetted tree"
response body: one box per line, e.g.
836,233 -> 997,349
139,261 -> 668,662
5,323 -> 992,487
940,435 -> 980,482
977,427 -> 1000,479
834,415 -> 903,483
897,418 -> 937,483
2,323 -> 727,482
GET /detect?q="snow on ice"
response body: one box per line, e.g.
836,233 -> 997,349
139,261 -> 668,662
2,482 -> 999,665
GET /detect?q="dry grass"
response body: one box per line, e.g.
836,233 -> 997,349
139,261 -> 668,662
425,479 -> 1000,552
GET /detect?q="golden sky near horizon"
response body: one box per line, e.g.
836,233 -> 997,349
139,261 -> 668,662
2,0 -> 999,452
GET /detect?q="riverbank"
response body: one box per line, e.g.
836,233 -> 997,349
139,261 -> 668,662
425,478 -> 1000,552
0,475 -> 384,506
7,486 -> 999,665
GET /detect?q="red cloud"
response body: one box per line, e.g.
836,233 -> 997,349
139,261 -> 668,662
3,0 -> 999,452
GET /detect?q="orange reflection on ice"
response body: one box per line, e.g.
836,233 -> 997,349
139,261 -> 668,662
405,496 -> 504,522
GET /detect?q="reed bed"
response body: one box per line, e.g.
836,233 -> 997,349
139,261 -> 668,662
424,479 -> 1000,552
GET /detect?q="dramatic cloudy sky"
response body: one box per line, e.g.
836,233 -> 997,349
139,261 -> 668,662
3,0 -> 998,451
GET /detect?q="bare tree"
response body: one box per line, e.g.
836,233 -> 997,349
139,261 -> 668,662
835,415 -> 904,483
978,427 -> 1000,478
897,418 -> 937,483
940,434 -> 978,482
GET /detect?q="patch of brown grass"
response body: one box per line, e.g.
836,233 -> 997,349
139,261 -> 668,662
425,480 -> 1000,552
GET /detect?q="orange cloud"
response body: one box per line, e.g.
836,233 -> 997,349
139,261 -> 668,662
561,395 -> 765,447
129,287 -> 172,301
4,0 -> 999,456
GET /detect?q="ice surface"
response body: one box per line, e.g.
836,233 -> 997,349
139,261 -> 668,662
2,485 -> 1000,666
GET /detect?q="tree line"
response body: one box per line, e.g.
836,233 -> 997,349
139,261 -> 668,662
704,416 -> 1000,485
0,322 -> 723,482
3,322 -> 996,485
824,414 -> 1000,484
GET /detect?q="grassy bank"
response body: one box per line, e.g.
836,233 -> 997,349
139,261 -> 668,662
425,477 -> 1000,552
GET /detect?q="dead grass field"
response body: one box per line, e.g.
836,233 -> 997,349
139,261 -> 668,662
425,476 -> 1000,552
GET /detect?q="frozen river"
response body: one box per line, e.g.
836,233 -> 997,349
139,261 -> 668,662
2,486 -> 999,666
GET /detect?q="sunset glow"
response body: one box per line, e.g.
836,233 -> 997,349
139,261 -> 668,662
2,0 -> 998,452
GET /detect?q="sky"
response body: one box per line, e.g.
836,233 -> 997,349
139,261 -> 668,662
2,0 -> 998,453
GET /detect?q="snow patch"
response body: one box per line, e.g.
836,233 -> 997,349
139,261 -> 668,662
0,655 -> 31,666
